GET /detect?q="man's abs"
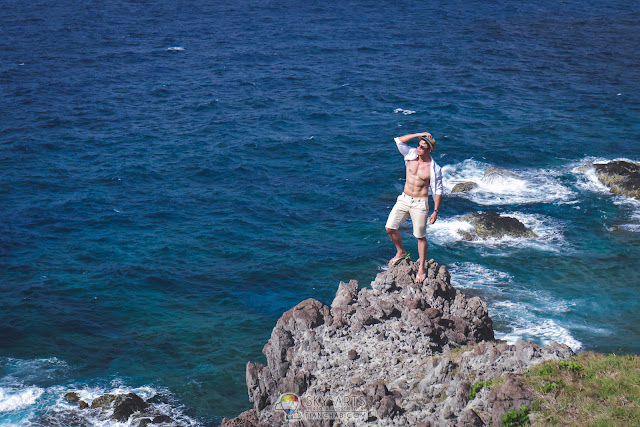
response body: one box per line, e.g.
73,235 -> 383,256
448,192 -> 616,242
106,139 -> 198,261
404,167 -> 430,197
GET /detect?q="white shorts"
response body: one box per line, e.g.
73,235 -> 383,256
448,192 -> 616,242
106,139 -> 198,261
385,193 -> 428,238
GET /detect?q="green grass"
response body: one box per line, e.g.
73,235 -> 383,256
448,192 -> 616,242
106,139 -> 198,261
521,352 -> 640,426
469,378 -> 493,400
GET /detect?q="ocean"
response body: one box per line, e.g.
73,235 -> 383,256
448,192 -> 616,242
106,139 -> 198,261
1,0 -> 639,425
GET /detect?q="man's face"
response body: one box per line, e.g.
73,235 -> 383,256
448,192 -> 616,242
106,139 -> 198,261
417,143 -> 430,153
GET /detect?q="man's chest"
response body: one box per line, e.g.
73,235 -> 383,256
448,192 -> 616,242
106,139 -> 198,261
407,161 -> 431,181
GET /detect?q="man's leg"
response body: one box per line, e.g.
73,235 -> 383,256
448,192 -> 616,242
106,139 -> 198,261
385,195 -> 410,264
416,237 -> 428,283
386,227 -> 407,262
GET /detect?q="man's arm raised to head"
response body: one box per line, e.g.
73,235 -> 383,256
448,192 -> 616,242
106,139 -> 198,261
397,132 -> 433,144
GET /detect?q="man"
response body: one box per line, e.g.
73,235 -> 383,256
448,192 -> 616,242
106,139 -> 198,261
385,132 -> 443,283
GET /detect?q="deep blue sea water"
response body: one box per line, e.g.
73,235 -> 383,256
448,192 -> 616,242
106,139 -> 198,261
1,0 -> 639,425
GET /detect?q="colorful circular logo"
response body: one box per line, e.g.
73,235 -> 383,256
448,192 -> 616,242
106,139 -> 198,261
276,393 -> 300,419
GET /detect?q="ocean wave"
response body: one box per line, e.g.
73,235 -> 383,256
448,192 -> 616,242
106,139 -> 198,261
0,358 -> 200,426
443,159 -> 576,205
429,212 -> 568,252
167,46 -> 185,51
393,108 -> 416,115
449,262 -> 582,351
495,316 -> 582,351
0,386 -> 43,413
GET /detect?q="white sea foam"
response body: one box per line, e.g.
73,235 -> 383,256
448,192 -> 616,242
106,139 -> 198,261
0,386 -> 43,412
393,108 -> 416,115
443,159 -> 576,205
495,316 -> 583,351
448,262 -> 512,293
429,212 -> 567,252
449,263 -> 582,351
167,46 -> 185,51
572,156 -> 640,231
0,358 -> 200,426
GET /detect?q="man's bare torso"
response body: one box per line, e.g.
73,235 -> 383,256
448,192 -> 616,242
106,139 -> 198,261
404,158 -> 431,197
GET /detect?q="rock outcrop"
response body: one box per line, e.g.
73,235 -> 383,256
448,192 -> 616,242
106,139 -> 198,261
224,259 -> 572,426
59,391 -> 179,426
458,212 -> 538,241
593,160 -> 640,200
482,167 -> 520,185
452,181 -> 478,193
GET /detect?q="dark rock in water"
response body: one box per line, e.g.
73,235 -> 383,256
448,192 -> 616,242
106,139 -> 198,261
91,393 -> 116,409
593,160 -> 640,199
112,392 -> 149,422
64,391 -> 80,403
78,400 -> 89,409
459,212 -> 538,240
452,181 -> 478,193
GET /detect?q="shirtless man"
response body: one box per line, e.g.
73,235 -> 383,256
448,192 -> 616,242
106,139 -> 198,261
385,132 -> 443,283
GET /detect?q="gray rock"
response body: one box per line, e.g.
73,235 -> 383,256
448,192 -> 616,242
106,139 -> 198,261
224,259 -> 573,426
483,167 -> 520,185
593,160 -> 640,199
459,212 -> 538,240
488,374 -> 533,427
64,392 -> 80,403
111,392 -> 149,422
220,409 -> 258,427
91,394 -> 116,409
452,181 -> 479,193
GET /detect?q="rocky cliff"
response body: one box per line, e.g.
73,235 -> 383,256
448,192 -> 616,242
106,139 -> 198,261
222,259 -> 573,426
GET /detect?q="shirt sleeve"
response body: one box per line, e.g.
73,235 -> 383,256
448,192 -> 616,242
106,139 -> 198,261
395,137 -> 418,161
431,162 -> 444,196
394,137 -> 411,156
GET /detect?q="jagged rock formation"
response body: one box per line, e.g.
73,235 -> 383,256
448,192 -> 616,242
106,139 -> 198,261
593,160 -> 640,200
222,259 -> 572,426
458,212 -> 538,241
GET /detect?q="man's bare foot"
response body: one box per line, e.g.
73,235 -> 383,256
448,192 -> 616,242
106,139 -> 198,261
415,272 -> 426,283
389,252 -> 410,266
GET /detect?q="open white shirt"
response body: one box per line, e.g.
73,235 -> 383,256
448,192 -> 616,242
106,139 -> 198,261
394,137 -> 443,197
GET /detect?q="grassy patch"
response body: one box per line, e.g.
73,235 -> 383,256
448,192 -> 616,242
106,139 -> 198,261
469,378 -> 493,400
502,404 -> 530,426
522,352 -> 640,426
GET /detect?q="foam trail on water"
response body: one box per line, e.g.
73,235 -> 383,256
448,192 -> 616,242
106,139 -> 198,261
0,387 -> 43,412
0,358 -> 201,427
449,262 -> 583,351
443,159 -> 576,205
428,213 -> 568,253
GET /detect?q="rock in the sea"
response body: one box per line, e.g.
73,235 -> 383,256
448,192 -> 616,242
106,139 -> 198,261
593,160 -> 640,199
64,392 -> 80,403
459,212 -> 538,240
91,394 -> 116,409
112,392 -> 149,422
452,181 -> 478,193
482,167 -> 520,185
223,258 -> 573,426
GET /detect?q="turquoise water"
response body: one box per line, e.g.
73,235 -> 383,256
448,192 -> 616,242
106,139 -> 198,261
1,0 -> 639,425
